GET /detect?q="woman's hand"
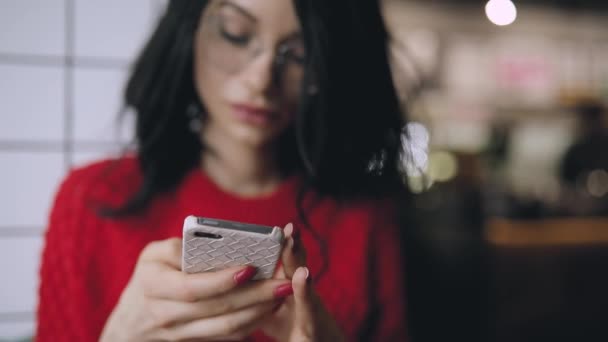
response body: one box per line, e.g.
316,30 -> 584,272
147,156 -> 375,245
100,238 -> 294,342
261,224 -> 345,342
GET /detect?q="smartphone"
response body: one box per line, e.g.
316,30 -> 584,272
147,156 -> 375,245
182,215 -> 284,280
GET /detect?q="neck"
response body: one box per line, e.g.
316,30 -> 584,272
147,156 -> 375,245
200,126 -> 282,197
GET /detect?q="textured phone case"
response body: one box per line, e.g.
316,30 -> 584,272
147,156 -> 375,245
182,216 -> 284,280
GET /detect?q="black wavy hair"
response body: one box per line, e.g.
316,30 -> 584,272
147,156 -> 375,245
108,0 -> 411,217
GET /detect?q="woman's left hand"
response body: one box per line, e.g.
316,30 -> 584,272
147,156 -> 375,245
260,223 -> 345,342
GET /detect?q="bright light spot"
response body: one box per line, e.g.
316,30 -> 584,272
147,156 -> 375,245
406,122 -> 430,147
586,169 -> 608,198
401,122 -> 430,177
485,0 -> 517,26
428,151 -> 459,182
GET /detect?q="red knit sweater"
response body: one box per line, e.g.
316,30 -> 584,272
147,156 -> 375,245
36,157 -> 407,341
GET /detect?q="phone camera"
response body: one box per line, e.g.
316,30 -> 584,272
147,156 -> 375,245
194,231 -> 223,239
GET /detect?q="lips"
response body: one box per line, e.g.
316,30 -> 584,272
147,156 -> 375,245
231,103 -> 277,126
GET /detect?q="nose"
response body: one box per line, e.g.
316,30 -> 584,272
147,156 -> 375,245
240,51 -> 276,96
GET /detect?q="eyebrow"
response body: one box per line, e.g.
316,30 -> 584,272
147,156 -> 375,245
217,0 -> 258,23
216,0 -> 302,39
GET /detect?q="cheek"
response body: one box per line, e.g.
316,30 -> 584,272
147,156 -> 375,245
195,58 -> 242,111
195,57 -> 228,116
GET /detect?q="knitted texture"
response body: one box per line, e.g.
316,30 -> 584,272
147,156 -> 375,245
36,157 -> 407,341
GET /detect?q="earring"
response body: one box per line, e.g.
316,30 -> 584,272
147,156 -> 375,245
187,102 -> 202,133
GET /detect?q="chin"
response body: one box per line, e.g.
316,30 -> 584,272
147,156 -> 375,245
230,124 -> 284,148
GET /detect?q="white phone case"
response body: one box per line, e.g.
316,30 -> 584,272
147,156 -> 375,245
182,215 -> 284,280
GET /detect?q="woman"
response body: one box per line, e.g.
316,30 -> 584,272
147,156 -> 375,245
36,0 -> 411,341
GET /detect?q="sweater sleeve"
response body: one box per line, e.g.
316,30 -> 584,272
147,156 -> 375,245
36,169 -> 100,342
370,206 -> 408,341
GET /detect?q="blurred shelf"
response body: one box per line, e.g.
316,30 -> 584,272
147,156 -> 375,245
486,217 -> 608,247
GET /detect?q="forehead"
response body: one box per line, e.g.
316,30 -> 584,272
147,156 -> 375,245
207,0 -> 300,34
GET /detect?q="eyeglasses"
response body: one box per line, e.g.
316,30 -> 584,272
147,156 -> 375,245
196,5 -> 305,97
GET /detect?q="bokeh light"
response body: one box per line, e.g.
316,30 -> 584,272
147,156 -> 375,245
485,0 -> 517,26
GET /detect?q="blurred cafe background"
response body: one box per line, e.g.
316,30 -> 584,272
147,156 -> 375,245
385,0 -> 608,341
0,0 -> 607,341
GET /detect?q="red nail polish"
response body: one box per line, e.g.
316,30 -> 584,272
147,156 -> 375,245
274,284 -> 294,299
234,266 -> 257,285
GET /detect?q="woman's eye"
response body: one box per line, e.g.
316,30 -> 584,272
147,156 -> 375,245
220,27 -> 251,46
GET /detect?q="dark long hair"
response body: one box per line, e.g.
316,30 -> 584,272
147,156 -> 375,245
108,0 -> 411,217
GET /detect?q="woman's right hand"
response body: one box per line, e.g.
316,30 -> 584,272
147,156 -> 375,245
100,238 -> 294,342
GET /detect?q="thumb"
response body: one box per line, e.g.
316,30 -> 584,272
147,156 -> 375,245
281,223 -> 306,278
292,266 -> 315,335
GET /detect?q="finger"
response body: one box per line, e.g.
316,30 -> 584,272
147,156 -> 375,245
215,310 -> 273,342
281,237 -> 302,279
280,223 -> 307,279
284,222 -> 294,239
156,279 -> 293,323
292,266 -> 315,333
272,263 -> 287,280
165,301 -> 277,341
139,238 -> 183,269
219,301 -> 281,341
141,263 -> 258,302
272,223 -> 293,280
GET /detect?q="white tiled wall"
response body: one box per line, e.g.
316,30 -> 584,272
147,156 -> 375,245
0,238 -> 43,314
0,152 -> 65,227
71,149 -> 125,168
0,0 -> 163,339
73,68 -> 131,142
0,322 -> 36,341
74,0 -> 157,60
0,0 -> 65,56
0,65 -> 64,141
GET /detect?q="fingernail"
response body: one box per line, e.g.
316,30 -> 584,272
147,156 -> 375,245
234,266 -> 257,285
284,223 -> 294,237
274,283 -> 294,299
303,267 -> 312,284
